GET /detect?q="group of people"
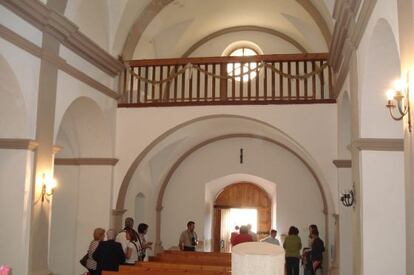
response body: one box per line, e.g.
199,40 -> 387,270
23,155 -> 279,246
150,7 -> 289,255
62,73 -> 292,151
82,218 -> 324,275
83,217 -> 153,275
230,224 -> 259,246
283,224 -> 325,275
229,224 -> 324,275
229,224 -> 280,247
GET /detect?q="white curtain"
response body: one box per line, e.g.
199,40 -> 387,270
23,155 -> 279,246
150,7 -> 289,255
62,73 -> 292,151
220,208 -> 232,252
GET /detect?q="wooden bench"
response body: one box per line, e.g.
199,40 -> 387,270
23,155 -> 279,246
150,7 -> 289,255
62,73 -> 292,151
102,251 -> 231,274
163,250 -> 231,257
103,266 -> 230,275
149,254 -> 231,266
131,262 -> 230,272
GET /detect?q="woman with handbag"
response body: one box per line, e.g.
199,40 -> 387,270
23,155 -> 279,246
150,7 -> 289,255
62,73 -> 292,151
137,223 -> 153,261
85,228 -> 105,275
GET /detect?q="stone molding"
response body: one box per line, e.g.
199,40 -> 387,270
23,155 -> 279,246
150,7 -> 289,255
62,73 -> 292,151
329,0 -> 377,97
0,24 -> 120,99
52,145 -> 62,154
0,0 -> 124,76
333,159 -> 352,168
54,158 -> 119,166
0,138 -> 38,151
352,138 -> 404,151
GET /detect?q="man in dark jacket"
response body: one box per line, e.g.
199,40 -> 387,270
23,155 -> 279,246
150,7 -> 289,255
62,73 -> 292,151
93,229 -> 125,273
310,230 -> 325,275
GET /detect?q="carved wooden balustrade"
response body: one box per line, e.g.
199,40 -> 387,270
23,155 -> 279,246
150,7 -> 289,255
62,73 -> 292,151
118,53 -> 334,107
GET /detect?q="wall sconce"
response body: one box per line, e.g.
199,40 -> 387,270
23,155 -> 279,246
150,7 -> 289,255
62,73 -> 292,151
386,77 -> 412,132
41,173 -> 57,202
340,190 -> 354,207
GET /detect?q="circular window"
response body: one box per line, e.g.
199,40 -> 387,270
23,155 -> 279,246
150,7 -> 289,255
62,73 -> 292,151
226,47 -> 259,82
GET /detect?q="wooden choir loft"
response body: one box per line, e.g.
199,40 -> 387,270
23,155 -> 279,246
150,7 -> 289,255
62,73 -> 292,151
119,53 -> 335,107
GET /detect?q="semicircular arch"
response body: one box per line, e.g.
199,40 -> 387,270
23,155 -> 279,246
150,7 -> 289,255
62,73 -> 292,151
116,114 -> 335,218
55,96 -> 111,157
153,133 -> 330,248
182,25 -> 307,57
0,54 -> 28,138
361,18 -> 402,138
121,0 -> 331,59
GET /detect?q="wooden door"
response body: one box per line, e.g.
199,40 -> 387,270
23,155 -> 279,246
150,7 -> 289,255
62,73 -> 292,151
213,182 -> 272,251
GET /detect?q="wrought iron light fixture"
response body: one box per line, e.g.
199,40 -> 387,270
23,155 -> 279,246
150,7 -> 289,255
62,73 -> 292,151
340,190 -> 354,207
386,76 -> 412,132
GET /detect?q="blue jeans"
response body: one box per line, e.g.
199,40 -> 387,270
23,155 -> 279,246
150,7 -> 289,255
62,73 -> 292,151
286,257 -> 299,275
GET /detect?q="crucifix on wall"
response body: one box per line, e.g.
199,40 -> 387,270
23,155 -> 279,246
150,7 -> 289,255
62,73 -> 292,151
240,148 -> 244,164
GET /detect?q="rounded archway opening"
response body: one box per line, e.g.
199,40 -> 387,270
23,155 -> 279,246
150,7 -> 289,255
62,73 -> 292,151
212,182 -> 272,252
361,18 -> 402,138
0,54 -> 27,138
50,96 -> 112,275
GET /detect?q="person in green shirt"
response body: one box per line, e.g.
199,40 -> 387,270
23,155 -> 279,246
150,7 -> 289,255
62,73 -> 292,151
283,226 -> 302,275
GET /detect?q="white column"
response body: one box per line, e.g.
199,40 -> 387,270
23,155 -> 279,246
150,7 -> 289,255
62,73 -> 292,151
360,151 -> 405,275
49,164 -> 114,275
0,149 -> 35,275
338,168 -> 353,275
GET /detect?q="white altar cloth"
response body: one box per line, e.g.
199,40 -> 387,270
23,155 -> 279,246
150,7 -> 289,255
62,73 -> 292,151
232,242 -> 285,275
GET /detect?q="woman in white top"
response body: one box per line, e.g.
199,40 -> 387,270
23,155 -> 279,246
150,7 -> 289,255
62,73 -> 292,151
124,229 -> 139,265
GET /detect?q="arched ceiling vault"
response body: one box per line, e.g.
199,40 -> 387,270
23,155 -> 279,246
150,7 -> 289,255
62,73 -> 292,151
116,115 -> 335,217
182,25 -> 307,57
121,0 -> 332,59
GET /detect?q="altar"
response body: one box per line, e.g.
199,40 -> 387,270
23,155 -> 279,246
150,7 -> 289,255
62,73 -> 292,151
232,242 -> 285,275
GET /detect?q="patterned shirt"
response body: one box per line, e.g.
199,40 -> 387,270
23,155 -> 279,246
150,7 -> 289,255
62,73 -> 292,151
86,240 -> 99,270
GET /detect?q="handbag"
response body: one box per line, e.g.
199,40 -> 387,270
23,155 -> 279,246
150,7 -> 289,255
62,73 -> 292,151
137,236 -> 146,261
80,253 -> 88,268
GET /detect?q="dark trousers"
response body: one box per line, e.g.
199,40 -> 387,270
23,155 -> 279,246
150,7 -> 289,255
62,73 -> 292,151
88,269 -> 101,275
286,257 -> 300,275
183,246 -> 195,251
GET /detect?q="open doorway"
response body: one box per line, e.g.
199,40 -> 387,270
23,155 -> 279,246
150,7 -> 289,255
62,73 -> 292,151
220,208 -> 257,252
212,182 -> 271,252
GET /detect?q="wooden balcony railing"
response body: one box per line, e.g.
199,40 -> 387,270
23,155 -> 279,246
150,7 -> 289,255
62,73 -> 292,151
118,53 -> 335,107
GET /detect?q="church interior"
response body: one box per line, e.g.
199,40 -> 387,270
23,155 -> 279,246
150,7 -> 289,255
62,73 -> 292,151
0,0 -> 413,274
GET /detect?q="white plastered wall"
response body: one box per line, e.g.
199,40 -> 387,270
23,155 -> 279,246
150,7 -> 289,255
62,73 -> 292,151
354,1 -> 406,274
189,31 -> 301,57
337,88 -> 353,275
0,150 -> 35,275
0,5 -> 42,139
49,3 -> 119,271
204,174 -> 277,252
0,6 -> 42,274
64,0 -> 110,51
116,104 -> 337,267
116,105 -> 337,211
159,137 -> 325,250
50,96 -> 116,275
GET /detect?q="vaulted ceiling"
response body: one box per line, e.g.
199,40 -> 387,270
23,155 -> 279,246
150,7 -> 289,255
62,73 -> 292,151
63,0 -> 334,59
